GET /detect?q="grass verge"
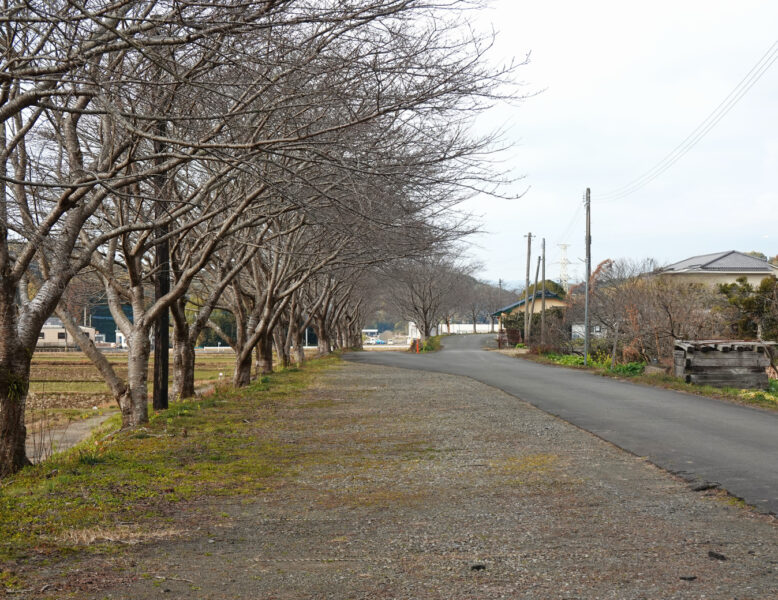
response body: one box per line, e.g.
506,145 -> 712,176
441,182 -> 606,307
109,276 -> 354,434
420,335 -> 442,352
0,355 -> 338,568
521,352 -> 778,411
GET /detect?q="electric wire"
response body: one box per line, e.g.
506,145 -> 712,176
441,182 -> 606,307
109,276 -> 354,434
598,38 -> 778,202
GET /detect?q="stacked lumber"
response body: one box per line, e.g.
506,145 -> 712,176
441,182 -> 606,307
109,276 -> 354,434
673,340 -> 775,389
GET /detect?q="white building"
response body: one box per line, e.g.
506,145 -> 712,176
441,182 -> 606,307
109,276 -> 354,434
407,322 -> 492,340
37,317 -> 97,349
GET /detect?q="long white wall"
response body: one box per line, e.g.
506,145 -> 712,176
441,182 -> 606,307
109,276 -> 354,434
407,322 -> 494,338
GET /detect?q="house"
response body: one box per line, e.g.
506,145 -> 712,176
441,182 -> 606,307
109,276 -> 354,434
657,250 -> 778,287
491,290 -> 567,334
37,317 -> 97,349
491,291 -> 566,319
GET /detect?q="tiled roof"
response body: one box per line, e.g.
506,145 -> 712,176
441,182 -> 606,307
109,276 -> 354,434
662,250 -> 778,273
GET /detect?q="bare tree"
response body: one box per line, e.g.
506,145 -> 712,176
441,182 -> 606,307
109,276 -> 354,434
579,259 -> 730,363
1,0 -> 524,475
387,257 -> 471,340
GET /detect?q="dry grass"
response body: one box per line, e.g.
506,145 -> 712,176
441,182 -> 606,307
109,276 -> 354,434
25,351 -> 240,426
54,525 -> 185,546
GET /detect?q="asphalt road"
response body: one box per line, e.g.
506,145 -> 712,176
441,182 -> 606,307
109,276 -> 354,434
345,334 -> 778,514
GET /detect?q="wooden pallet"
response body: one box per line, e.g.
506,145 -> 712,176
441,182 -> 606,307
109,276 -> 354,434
673,340 -> 776,390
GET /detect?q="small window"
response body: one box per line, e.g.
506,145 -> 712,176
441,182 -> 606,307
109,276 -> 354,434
39,332 -> 45,339
593,325 -> 601,333
57,332 -> 66,340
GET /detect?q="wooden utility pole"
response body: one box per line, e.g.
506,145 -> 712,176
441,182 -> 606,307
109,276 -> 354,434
528,255 -> 541,343
153,119 -> 169,411
541,238 -> 546,345
524,232 -> 533,342
494,278 -> 503,333
584,188 -> 591,366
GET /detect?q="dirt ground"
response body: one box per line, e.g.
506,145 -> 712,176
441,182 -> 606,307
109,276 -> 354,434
23,361 -> 778,599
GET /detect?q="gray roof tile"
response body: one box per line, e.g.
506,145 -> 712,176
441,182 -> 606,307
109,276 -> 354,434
663,250 -> 777,273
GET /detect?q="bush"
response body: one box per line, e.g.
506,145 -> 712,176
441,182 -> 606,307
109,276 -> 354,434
609,362 -> 645,376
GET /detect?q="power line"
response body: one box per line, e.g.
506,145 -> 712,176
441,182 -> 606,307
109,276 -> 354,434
554,201 -> 583,246
599,38 -> 778,202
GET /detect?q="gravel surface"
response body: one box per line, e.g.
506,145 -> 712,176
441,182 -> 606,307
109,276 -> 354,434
74,361 -> 778,599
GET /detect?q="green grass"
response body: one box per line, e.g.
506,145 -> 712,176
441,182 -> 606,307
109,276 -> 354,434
541,352 -> 646,376
530,352 -> 778,411
0,356 -> 338,564
632,372 -> 778,410
420,336 -> 442,352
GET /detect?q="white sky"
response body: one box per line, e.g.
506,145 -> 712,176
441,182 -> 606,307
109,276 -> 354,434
465,0 -> 778,288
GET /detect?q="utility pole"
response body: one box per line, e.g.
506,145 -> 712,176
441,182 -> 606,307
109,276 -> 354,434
528,255 -> 541,343
583,188 -> 591,366
541,238 -> 546,345
524,233 -> 533,342
495,278 -> 503,334
153,119 -> 169,411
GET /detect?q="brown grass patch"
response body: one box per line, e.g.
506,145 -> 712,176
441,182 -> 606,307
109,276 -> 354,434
53,525 -> 185,546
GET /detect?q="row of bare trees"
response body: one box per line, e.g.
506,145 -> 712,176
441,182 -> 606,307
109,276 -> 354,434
0,0 -> 521,476
385,256 -> 516,339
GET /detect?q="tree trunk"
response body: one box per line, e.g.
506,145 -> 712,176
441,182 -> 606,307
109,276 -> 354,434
293,329 -> 305,364
233,347 -> 253,387
122,330 -> 151,427
0,352 -> 32,476
172,325 -> 196,400
274,328 -> 290,368
316,318 -> 330,355
258,332 -> 274,375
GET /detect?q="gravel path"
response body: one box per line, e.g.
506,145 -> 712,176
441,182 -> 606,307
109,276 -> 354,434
88,361 -> 776,599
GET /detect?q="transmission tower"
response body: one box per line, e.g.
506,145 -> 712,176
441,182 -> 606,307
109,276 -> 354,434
557,243 -> 570,292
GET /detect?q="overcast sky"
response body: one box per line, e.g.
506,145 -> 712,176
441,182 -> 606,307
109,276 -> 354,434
464,0 -> 778,289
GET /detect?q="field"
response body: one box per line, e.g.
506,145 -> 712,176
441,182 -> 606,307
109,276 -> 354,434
27,351 -> 237,427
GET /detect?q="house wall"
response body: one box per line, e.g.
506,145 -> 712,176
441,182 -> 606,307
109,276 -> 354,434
407,322 -> 492,338
662,272 -> 777,287
505,297 -> 567,316
37,326 -> 96,348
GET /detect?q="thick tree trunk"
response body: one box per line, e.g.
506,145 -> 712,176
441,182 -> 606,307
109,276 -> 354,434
0,352 -> 32,476
294,331 -> 306,364
258,332 -> 274,375
233,348 -> 253,387
122,330 -> 151,427
316,319 -> 330,355
172,326 -> 196,400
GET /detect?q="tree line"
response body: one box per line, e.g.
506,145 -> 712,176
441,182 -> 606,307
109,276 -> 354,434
0,0 -> 522,476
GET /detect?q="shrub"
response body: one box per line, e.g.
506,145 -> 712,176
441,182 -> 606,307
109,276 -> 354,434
540,352 -> 645,376
420,336 -> 441,352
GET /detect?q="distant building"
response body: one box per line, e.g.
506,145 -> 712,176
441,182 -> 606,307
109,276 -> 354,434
115,330 -> 127,349
491,291 -> 566,320
406,322 -> 492,340
37,317 -> 96,349
657,250 -> 778,287
361,328 -> 379,342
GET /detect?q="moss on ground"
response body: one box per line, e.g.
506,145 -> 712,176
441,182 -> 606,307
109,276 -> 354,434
0,355 -> 339,566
